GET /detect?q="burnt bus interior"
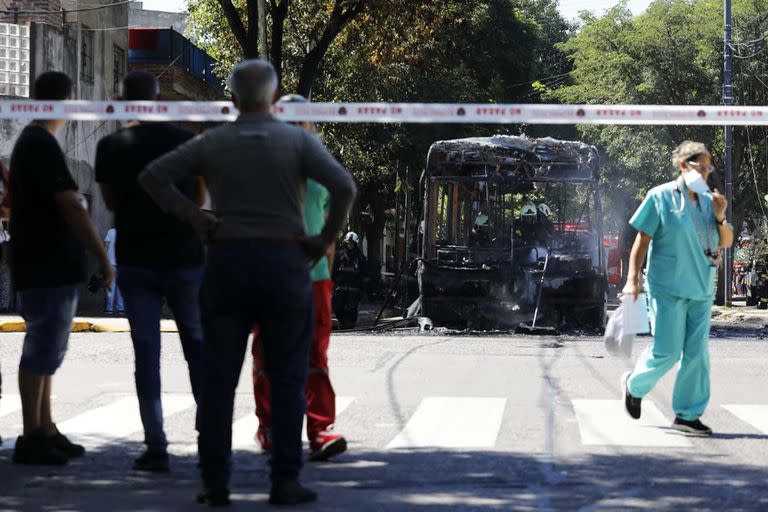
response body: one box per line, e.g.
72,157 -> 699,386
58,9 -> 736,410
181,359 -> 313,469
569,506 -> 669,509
418,136 -> 608,330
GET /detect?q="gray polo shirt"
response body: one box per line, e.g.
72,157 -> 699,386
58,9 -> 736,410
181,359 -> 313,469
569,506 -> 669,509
139,112 -> 356,241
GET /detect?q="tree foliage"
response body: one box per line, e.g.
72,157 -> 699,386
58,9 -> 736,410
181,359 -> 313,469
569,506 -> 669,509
547,0 -> 768,238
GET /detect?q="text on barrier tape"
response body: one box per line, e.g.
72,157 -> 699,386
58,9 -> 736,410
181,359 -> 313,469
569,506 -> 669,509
2,101 -> 768,125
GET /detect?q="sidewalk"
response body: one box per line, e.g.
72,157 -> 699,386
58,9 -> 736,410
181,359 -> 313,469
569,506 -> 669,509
0,315 -> 179,333
711,304 -> 768,328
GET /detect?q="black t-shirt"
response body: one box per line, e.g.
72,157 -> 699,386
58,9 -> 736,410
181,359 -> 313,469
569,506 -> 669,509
95,123 -> 204,269
9,124 -> 86,290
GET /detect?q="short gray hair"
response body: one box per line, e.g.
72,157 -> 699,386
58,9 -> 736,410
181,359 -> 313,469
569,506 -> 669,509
229,59 -> 279,111
671,140 -> 711,167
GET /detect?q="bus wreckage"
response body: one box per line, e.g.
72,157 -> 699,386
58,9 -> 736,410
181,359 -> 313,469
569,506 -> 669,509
417,135 -> 608,331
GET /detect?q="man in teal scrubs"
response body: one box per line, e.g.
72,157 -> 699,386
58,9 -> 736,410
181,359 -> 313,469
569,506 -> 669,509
622,141 -> 733,435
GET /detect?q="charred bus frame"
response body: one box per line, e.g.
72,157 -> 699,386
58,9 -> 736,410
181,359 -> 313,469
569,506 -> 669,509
418,135 -> 608,330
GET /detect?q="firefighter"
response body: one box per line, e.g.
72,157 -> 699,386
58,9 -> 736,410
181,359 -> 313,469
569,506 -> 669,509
516,201 -> 539,245
332,232 -> 367,329
469,210 -> 490,246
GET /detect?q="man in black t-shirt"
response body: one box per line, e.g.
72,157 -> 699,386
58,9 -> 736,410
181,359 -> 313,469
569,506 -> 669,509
95,71 -> 205,473
9,72 -> 114,466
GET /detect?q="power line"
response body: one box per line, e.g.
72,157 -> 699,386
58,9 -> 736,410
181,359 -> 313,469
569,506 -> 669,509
0,0 -> 135,15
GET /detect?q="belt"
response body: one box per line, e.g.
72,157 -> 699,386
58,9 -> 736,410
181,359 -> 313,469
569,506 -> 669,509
209,237 -> 302,247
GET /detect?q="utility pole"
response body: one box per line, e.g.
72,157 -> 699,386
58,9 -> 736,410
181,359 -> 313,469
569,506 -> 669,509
257,0 -> 267,60
723,0 -> 734,306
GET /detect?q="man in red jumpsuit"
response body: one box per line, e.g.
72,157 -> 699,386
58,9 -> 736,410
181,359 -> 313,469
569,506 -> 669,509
251,94 -> 347,462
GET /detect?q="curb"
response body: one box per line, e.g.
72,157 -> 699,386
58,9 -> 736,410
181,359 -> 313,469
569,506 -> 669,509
0,321 -> 179,333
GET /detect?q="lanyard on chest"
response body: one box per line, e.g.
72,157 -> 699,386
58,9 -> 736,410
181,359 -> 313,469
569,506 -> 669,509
671,176 -> 717,267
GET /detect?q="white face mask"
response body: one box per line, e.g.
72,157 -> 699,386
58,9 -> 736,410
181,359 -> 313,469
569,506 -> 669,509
682,169 -> 710,195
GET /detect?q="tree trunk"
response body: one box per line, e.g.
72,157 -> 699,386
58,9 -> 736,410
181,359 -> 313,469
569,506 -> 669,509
364,186 -> 386,291
295,1 -> 366,97
269,0 -> 289,81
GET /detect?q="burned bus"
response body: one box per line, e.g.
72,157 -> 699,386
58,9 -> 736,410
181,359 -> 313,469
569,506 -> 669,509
418,135 -> 608,331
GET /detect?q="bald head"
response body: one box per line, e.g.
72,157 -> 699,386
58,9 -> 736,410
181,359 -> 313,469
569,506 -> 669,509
229,59 -> 278,112
121,71 -> 160,101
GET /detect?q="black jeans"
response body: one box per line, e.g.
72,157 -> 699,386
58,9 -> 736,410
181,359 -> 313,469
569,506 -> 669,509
198,243 -> 313,490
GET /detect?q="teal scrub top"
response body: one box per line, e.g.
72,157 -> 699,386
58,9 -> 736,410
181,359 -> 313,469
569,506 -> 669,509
305,178 -> 331,282
629,177 -> 720,301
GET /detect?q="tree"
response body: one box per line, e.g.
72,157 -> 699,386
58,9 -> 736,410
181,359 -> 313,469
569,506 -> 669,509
188,0 -> 371,96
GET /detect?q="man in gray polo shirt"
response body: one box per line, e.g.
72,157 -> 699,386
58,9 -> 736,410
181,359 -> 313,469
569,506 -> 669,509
139,59 -> 356,506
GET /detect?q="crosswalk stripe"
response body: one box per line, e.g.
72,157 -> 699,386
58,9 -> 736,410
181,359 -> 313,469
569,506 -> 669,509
231,396 -> 356,452
385,397 -> 506,449
0,394 -> 21,418
175,396 -> 356,454
59,395 -> 195,450
722,405 -> 768,434
572,399 -> 692,447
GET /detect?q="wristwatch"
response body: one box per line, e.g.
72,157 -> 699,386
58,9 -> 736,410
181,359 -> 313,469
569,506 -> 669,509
716,216 -> 727,225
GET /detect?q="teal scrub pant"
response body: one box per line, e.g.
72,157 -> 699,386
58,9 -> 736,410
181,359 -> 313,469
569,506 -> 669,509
626,291 -> 712,421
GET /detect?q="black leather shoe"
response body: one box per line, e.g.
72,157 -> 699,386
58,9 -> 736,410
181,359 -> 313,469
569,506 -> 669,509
196,488 -> 231,507
269,480 -> 317,506
12,430 -> 68,466
133,450 -> 169,472
49,425 -> 85,459
622,371 -> 641,419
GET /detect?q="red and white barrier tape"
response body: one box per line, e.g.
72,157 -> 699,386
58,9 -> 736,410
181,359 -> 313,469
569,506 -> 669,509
2,100 -> 768,125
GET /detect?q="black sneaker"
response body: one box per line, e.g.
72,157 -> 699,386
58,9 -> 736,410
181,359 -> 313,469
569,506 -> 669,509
622,371 -> 641,419
672,417 -> 713,436
49,426 -> 85,459
133,450 -> 170,472
269,480 -> 317,506
196,488 -> 231,507
12,430 -> 68,465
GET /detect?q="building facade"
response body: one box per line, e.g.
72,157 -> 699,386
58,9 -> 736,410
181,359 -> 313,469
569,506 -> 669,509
0,0 -> 128,312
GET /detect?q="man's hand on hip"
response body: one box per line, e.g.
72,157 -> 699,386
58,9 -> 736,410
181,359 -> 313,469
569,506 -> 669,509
191,210 -> 221,241
300,235 -> 330,267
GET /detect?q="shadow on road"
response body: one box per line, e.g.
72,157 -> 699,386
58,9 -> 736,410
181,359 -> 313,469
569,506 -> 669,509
1,441 -> 767,511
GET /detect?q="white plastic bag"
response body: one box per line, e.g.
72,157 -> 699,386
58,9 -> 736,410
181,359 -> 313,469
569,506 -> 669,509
622,293 -> 650,335
604,293 -> 650,358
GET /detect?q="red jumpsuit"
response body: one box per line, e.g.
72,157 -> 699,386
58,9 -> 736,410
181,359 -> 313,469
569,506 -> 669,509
251,278 -> 336,442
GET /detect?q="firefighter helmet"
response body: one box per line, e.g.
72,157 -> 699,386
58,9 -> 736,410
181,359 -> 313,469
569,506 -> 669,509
344,231 -> 359,244
520,202 -> 537,218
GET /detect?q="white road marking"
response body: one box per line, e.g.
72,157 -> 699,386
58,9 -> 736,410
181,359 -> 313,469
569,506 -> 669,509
386,397 -> 507,449
0,394 -> 21,418
58,395 -> 195,450
573,399 -> 692,447
722,405 -> 768,434
174,396 -> 356,454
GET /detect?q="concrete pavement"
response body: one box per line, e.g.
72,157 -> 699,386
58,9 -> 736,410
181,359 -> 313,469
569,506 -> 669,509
1,331 -> 768,510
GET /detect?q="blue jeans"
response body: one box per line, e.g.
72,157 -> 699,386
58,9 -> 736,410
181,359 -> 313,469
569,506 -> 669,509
118,265 -> 204,453
198,243 -> 312,490
105,266 -> 124,313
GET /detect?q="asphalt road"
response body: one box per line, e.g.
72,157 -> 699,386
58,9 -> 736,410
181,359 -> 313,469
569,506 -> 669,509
1,329 -> 767,511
